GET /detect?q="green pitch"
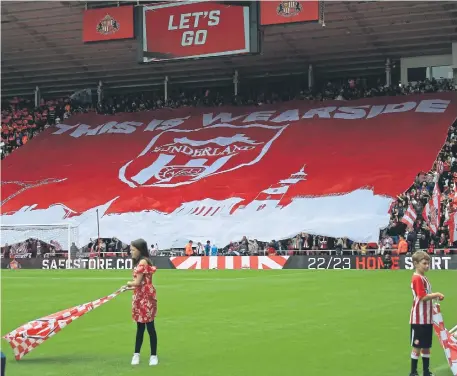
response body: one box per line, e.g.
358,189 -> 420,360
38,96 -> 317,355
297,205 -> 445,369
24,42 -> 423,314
1,269 -> 456,376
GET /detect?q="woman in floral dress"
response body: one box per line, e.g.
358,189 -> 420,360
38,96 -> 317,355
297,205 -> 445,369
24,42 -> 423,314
125,238 -> 158,366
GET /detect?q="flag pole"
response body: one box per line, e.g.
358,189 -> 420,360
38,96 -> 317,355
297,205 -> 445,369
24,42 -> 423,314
96,209 -> 101,258
450,325 -> 457,335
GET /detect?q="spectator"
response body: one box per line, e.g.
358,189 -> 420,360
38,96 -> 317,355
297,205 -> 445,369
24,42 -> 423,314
196,242 -> 204,256
70,242 -> 79,259
149,244 -> 157,257
239,236 -> 248,254
204,241 -> 211,256
267,243 -> 276,256
406,228 -> 417,253
383,253 -> 393,269
248,239 -> 259,255
398,235 -> 408,255
185,240 -> 193,256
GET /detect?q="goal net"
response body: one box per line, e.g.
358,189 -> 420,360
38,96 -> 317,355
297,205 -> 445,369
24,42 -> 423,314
0,224 -> 79,260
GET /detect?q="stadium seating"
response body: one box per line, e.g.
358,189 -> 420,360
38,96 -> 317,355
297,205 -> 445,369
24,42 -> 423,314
0,97 -> 73,159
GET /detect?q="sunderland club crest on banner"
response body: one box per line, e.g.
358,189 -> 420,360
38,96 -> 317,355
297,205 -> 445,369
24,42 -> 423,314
277,1 -> 303,17
119,124 -> 288,188
96,14 -> 120,36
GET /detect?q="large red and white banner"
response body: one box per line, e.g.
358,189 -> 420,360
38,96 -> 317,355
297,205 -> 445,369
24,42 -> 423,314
142,1 -> 250,61
83,6 -> 134,43
1,94 -> 456,248
170,256 -> 289,270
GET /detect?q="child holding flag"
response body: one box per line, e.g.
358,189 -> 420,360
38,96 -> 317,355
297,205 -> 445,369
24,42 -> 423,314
125,238 -> 158,366
409,251 -> 445,376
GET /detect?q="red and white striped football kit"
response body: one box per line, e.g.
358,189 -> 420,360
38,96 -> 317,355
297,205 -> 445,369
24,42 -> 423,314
410,274 -> 433,325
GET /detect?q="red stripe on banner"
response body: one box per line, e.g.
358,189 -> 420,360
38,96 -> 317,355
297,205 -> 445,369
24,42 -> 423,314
202,207 -> 213,216
170,256 -> 187,268
201,256 -> 210,270
250,256 -> 259,270
217,256 -> 226,270
195,206 -> 206,215
233,256 -> 242,270
270,255 -> 288,267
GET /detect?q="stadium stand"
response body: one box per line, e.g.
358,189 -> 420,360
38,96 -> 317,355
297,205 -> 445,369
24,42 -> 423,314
1,77 -> 456,256
1,98 -> 72,159
1,0 -> 457,259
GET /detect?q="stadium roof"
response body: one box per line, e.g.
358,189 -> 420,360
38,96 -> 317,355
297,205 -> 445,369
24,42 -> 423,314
1,1 -> 457,97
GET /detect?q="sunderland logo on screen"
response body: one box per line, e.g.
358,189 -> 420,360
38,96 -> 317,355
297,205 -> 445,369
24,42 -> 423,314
83,6 -> 134,42
142,1 -> 250,61
260,1 -> 320,26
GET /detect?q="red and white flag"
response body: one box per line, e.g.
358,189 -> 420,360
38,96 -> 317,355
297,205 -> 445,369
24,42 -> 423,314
401,205 -> 417,227
448,211 -> 457,243
2,287 -> 126,360
422,183 -> 441,234
433,304 -> 457,376
436,160 -> 444,175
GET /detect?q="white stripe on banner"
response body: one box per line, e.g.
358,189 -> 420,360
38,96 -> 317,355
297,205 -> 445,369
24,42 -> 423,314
209,256 -> 218,269
225,256 -> 234,270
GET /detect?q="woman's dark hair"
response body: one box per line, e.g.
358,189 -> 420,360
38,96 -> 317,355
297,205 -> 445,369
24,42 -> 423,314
131,238 -> 152,267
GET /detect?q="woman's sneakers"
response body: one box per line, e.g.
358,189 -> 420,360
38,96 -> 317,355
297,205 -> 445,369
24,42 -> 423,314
131,353 -> 140,365
131,353 -> 159,366
149,355 -> 159,366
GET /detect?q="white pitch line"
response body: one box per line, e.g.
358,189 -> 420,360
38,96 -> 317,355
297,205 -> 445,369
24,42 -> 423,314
0,276 -> 252,281
1,276 -> 128,281
1,273 -> 305,281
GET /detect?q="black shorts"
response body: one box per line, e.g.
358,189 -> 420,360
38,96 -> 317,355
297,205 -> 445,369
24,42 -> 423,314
410,324 -> 433,349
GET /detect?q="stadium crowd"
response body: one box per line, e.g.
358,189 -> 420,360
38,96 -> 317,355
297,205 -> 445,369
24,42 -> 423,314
1,77 -> 456,256
0,97 -> 72,159
96,77 -> 456,113
382,124 -> 455,255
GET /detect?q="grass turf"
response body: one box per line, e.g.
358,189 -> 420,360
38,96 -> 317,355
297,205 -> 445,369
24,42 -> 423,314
1,269 -> 456,376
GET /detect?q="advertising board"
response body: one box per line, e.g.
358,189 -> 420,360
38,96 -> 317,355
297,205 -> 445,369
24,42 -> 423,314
141,1 -> 259,62
3,256 -> 456,270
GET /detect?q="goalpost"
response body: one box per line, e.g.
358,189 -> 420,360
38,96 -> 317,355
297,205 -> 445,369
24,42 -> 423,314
0,224 -> 79,260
